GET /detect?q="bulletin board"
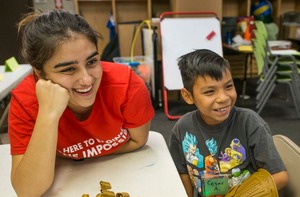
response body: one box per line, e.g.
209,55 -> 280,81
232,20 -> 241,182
160,17 -> 223,90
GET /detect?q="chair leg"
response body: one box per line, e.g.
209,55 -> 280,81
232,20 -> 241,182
287,83 -> 300,118
163,88 -> 181,120
256,83 -> 276,114
256,76 -> 276,102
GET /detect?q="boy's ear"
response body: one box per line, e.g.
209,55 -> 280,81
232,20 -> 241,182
181,88 -> 194,105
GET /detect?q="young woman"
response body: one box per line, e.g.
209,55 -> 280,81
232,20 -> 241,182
9,9 -> 154,196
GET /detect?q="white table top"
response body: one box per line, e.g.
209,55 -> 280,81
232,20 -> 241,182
0,64 -> 32,101
270,49 -> 300,56
0,131 -> 187,197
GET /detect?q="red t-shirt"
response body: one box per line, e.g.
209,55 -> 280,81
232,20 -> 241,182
8,62 -> 155,159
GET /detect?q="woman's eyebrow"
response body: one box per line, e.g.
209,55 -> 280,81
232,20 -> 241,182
86,51 -> 99,60
54,61 -> 77,68
53,51 -> 99,69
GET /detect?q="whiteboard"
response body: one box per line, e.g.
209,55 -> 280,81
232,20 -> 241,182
160,17 -> 223,90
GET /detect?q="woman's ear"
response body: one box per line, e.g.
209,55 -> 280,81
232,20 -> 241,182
33,67 -> 42,79
181,88 -> 194,105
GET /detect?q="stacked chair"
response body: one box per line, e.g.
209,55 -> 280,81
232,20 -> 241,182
252,20 -> 300,117
255,20 -> 300,65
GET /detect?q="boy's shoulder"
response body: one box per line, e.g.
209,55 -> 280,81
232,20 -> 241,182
233,106 -> 266,124
234,106 -> 260,116
178,109 -> 199,121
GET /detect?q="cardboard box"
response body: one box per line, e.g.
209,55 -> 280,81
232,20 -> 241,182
282,24 -> 300,40
170,0 -> 223,20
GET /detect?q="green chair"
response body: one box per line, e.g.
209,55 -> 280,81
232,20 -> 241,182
252,41 -> 277,114
252,33 -> 300,117
253,33 -> 300,76
254,20 -> 300,65
253,25 -> 300,88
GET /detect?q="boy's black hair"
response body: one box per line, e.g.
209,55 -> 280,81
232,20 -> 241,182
178,49 -> 231,94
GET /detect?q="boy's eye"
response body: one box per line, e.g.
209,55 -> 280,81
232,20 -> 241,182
226,84 -> 234,89
204,90 -> 214,95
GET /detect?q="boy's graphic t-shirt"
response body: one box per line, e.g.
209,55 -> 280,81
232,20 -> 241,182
169,107 -> 286,195
182,132 -> 247,194
9,61 -> 155,158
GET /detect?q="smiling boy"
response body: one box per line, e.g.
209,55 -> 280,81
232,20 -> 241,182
168,49 -> 288,197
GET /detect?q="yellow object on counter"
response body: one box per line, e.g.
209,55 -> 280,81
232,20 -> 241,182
238,45 -> 253,52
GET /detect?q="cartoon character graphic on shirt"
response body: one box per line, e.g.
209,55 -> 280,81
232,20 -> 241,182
182,132 -> 204,168
182,132 -> 204,193
204,138 -> 220,174
219,138 -> 246,173
203,138 -> 227,197
187,164 -> 202,194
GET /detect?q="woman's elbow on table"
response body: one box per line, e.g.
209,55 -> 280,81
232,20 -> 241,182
12,175 -> 53,197
11,155 -> 54,197
129,121 -> 151,148
114,122 -> 151,154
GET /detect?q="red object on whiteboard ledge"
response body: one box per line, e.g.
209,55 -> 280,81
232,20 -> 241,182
206,31 -> 216,40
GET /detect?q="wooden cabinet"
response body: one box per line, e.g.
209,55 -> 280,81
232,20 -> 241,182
74,0 -> 169,55
74,0 -> 113,54
151,0 -> 170,18
74,0 -> 146,55
222,0 -> 300,20
74,0 -> 300,59
270,0 -> 300,18
222,0 -> 251,17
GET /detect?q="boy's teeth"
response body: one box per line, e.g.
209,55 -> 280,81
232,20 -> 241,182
218,107 -> 227,112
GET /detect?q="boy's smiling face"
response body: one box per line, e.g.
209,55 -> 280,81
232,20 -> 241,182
182,69 -> 237,125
